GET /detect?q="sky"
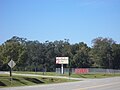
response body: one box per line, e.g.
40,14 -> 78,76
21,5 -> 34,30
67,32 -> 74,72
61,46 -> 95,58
0,0 -> 120,46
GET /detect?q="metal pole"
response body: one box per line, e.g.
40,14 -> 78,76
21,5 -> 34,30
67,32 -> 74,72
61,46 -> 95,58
61,64 -> 63,74
69,58 -> 71,78
10,67 -> 12,77
10,67 -> 12,87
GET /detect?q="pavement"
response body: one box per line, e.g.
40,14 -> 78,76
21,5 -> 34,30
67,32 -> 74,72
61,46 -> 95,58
0,72 -> 120,90
0,71 -> 8,74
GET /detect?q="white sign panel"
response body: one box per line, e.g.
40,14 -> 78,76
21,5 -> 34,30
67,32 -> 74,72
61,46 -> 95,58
56,57 -> 69,64
8,60 -> 16,68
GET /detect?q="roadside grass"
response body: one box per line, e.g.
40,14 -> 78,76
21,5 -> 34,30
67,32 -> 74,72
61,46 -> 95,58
0,74 -> 75,88
70,73 -> 120,78
1,72 -> 119,88
13,71 -> 120,78
14,71 -> 59,76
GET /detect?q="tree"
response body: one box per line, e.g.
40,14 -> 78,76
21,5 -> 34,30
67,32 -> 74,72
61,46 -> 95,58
25,40 -> 45,71
72,42 -> 92,68
112,44 -> 120,69
91,37 -> 115,68
1,36 -> 120,71
0,36 -> 26,70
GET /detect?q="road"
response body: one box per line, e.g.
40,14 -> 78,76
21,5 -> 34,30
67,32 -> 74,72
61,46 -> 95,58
0,71 -> 8,74
0,77 -> 120,90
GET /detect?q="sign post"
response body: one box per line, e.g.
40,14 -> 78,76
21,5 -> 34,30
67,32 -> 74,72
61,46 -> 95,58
56,57 -> 69,74
8,59 -> 16,76
61,64 -> 63,74
8,60 -> 16,86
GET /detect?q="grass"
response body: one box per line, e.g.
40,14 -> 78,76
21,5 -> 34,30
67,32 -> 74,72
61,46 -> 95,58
13,71 -> 120,78
1,72 -> 119,88
14,71 -> 60,76
0,74 -> 75,88
70,73 -> 120,78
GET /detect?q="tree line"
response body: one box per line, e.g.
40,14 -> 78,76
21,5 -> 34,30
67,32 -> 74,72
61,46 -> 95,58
0,36 -> 120,71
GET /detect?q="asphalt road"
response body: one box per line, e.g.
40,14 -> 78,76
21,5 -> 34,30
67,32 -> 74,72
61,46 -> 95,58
0,77 -> 120,90
0,71 -> 8,74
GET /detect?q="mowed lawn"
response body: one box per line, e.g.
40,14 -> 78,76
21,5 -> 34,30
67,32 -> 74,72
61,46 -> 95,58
70,73 -> 120,78
0,74 -> 75,88
0,71 -> 120,88
14,71 -> 120,78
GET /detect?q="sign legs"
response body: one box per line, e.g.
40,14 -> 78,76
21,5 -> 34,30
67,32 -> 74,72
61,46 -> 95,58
61,64 -> 64,74
10,68 -> 12,77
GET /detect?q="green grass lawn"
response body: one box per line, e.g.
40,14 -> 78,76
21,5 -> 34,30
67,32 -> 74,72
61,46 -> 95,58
14,71 -> 60,76
0,74 -> 75,88
1,72 -> 119,88
13,71 -> 120,78
70,73 -> 120,78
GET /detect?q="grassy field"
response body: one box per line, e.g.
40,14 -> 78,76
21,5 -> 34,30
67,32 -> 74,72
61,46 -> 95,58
14,71 -> 59,76
1,72 -> 120,88
70,73 -> 120,78
14,71 -> 120,78
0,74 -> 75,88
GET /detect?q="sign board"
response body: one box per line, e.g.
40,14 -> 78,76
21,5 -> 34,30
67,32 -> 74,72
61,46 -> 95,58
75,68 -> 89,74
56,57 -> 69,64
8,60 -> 16,68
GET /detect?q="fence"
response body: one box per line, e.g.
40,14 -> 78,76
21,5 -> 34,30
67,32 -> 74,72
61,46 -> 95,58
56,68 -> 120,74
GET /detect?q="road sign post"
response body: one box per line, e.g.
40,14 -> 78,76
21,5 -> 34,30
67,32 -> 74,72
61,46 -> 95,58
10,68 -> 12,77
8,59 -> 16,76
8,59 -> 16,87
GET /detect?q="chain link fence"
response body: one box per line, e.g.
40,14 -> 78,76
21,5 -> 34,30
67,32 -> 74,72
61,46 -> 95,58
56,68 -> 120,74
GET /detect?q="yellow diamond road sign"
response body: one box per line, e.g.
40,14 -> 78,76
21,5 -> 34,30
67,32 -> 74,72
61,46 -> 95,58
8,60 -> 16,68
